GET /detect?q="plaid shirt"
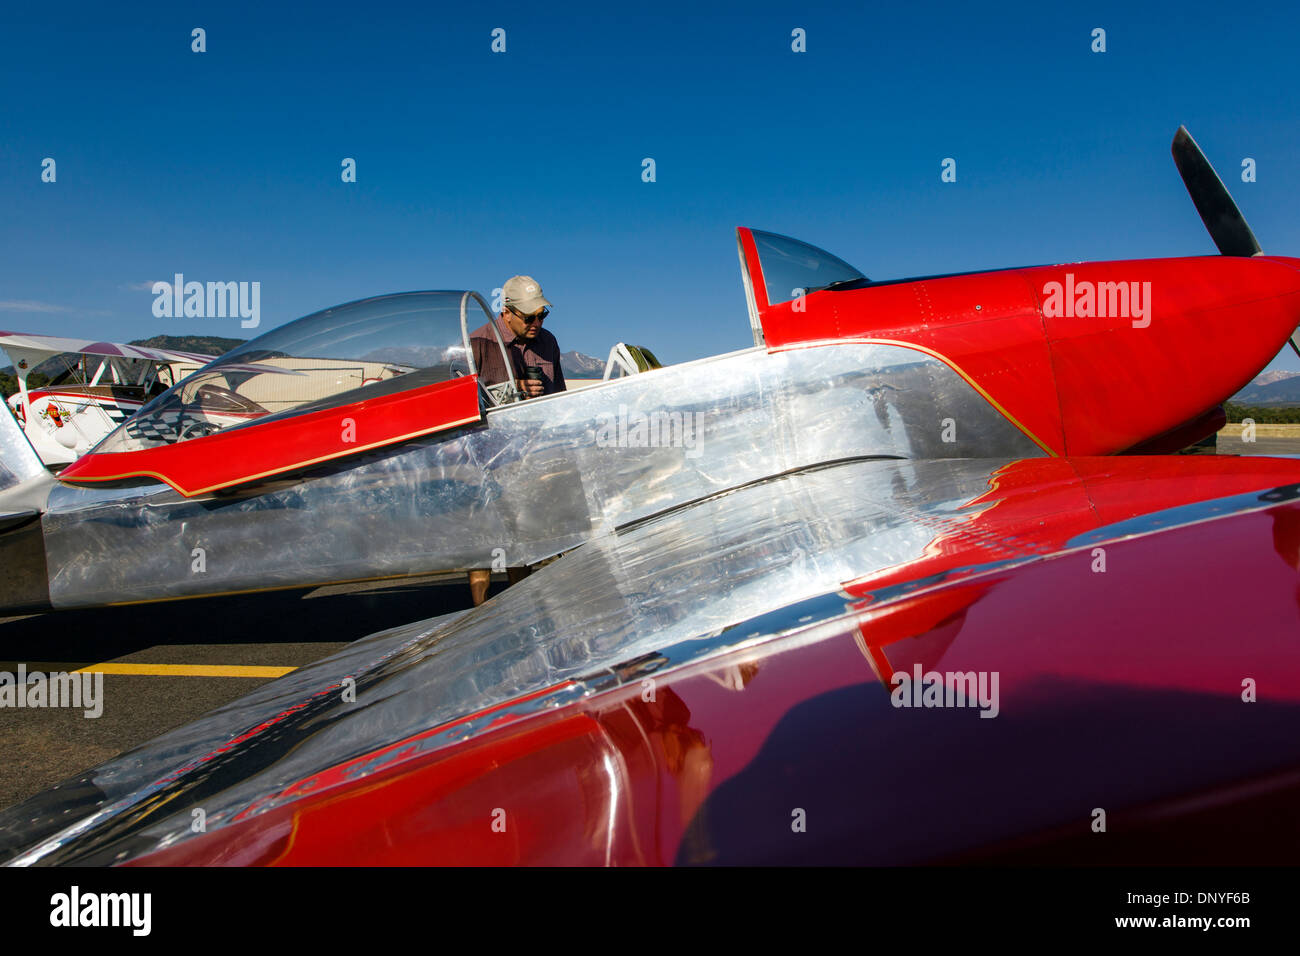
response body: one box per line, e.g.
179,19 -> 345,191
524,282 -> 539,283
469,315 -> 566,395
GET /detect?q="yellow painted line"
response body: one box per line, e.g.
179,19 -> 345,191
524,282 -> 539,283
68,663 -> 298,678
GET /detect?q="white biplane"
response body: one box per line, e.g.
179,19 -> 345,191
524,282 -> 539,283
0,331 -> 214,468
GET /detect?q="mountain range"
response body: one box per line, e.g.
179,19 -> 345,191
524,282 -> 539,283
560,349 -> 606,380
1230,370 -> 1300,406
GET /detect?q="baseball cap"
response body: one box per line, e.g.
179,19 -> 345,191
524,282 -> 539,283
503,275 -> 552,315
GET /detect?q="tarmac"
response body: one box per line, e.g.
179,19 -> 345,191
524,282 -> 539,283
0,571 -> 493,813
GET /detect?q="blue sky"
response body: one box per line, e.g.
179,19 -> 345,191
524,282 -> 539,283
2,0 -> 1299,371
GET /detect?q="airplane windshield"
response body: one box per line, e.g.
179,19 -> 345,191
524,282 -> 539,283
752,229 -> 866,305
92,292 -> 480,453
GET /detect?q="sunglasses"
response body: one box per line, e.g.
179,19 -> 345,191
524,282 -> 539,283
510,306 -> 548,323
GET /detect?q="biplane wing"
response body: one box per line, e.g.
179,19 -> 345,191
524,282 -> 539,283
0,331 -> 214,367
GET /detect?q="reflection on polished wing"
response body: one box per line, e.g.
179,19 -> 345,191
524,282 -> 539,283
3,453 -> 1299,865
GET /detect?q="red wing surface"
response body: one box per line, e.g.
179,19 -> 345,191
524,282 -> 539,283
5,454 -> 1300,865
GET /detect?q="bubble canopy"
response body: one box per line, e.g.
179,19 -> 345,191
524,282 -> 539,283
751,230 -> 866,305
93,291 -> 493,453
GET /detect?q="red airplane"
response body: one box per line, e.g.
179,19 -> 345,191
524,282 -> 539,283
2,128 -> 1295,615
2,129 -> 1300,865
741,126 -> 1300,458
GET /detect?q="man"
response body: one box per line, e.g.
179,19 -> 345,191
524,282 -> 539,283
467,275 -> 566,606
469,274 -> 566,399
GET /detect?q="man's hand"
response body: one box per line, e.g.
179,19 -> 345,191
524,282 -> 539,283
522,378 -> 545,398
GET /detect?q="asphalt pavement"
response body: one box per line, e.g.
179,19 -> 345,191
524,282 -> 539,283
0,571 -> 495,812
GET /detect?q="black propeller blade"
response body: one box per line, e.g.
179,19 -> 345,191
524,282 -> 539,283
1171,126 -> 1262,258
